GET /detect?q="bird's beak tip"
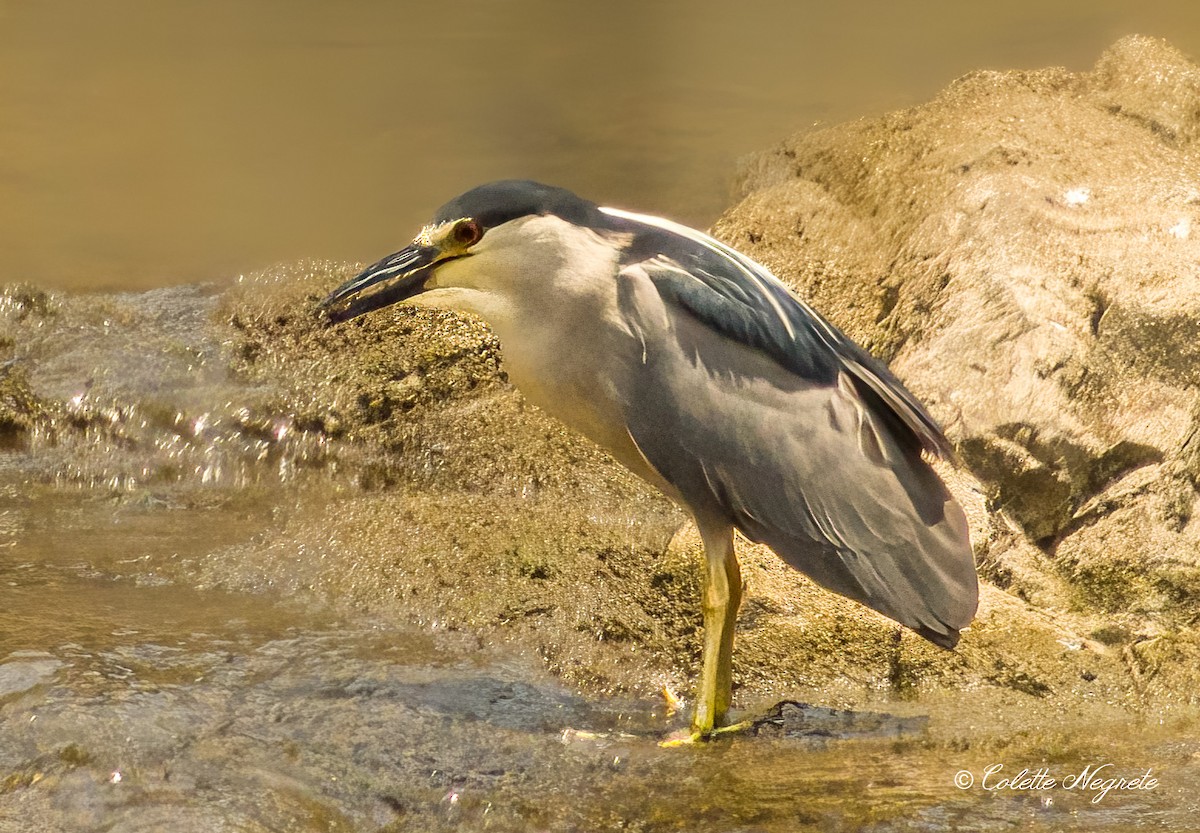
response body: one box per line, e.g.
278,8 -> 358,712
318,302 -> 349,327
315,287 -> 362,327
318,288 -> 351,313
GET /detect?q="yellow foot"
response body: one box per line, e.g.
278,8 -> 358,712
658,728 -> 703,748
661,684 -> 684,718
658,719 -> 754,748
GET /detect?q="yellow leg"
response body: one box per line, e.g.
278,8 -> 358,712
692,525 -> 742,737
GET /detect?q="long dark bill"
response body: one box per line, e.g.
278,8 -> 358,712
320,244 -> 438,324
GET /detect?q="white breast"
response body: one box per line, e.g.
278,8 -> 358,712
416,214 -> 669,490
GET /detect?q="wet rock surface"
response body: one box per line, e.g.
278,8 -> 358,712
719,33 -> 1200,699
3,35 -> 1200,832
750,700 -> 928,743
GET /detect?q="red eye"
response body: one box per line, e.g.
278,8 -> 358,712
453,220 -> 481,246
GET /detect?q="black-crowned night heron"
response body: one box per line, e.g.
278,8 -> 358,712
321,180 -> 978,742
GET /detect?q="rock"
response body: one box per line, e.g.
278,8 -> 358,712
0,654 -> 62,700
717,35 -> 1200,652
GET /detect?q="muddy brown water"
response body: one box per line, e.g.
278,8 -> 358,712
6,4 -> 1200,831
4,2 -> 1200,292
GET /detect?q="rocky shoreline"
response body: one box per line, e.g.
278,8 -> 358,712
4,33 -> 1200,728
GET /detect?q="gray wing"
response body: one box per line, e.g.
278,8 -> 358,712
611,238 -> 977,647
601,206 -> 953,459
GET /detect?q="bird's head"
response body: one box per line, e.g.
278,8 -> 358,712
321,179 -> 609,323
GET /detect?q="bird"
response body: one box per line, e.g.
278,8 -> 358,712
321,179 -> 978,743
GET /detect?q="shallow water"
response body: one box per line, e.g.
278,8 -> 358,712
4,484 -> 1197,832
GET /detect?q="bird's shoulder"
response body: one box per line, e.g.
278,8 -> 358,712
600,207 -> 952,458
